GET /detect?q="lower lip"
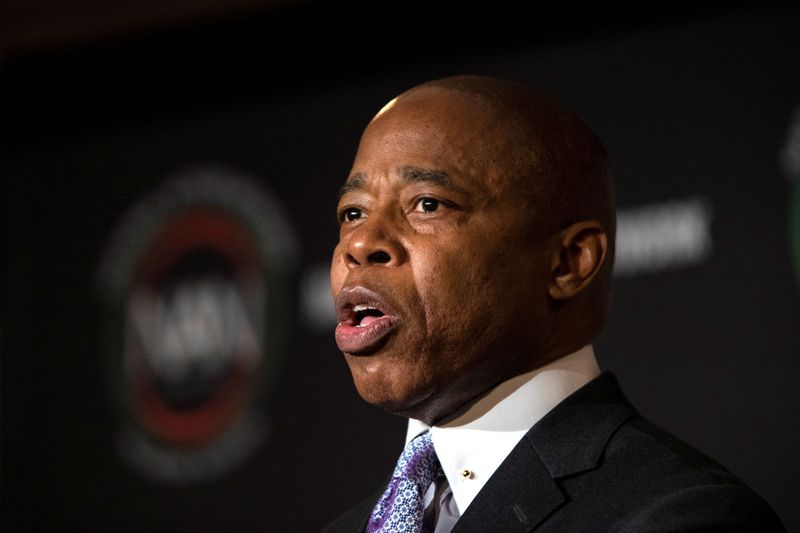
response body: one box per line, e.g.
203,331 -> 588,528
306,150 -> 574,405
335,315 -> 398,354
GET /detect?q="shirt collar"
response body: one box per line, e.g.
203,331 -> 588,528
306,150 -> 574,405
405,344 -> 601,515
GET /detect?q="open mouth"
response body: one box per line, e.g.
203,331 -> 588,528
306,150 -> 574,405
352,304 -> 386,327
335,286 -> 399,354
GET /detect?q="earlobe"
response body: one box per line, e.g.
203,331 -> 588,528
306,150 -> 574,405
548,221 -> 608,300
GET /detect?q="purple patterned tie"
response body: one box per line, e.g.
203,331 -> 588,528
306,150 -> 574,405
366,431 -> 442,533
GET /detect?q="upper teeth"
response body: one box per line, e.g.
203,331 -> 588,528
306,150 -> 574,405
353,304 -> 375,312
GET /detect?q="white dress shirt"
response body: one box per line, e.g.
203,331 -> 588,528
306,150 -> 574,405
405,344 -> 601,532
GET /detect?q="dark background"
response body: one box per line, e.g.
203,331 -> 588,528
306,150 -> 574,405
3,2 -> 800,531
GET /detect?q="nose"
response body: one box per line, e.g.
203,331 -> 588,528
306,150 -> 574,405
344,215 -> 406,269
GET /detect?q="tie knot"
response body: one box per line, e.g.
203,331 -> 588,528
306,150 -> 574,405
393,431 -> 441,490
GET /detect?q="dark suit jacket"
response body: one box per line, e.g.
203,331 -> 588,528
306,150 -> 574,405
323,373 -> 785,532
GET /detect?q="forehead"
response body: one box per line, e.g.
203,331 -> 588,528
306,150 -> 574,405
349,88 -> 524,196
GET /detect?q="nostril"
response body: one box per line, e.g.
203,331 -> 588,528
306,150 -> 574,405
346,253 -> 361,266
369,251 -> 391,264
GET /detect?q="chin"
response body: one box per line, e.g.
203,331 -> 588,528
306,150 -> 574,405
347,359 -> 433,418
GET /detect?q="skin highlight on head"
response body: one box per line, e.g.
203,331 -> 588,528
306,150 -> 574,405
331,75 -> 615,425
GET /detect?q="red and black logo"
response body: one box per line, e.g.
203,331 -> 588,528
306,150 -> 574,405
96,166 -> 297,482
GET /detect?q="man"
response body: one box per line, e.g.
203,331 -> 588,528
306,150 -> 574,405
324,75 -> 785,532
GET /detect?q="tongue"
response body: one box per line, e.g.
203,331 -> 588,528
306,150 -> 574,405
360,315 -> 383,327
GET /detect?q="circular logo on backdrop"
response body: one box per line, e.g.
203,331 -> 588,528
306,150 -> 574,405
96,165 -> 298,482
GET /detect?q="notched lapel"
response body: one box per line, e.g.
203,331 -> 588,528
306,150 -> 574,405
528,372 -> 636,479
451,372 -> 636,533
452,438 -> 565,533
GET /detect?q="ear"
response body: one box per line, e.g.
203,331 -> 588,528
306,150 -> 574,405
548,221 -> 609,300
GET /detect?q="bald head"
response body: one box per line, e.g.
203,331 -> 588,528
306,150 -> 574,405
394,75 -> 615,233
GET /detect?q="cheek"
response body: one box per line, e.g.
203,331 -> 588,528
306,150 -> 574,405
416,237 -> 546,354
413,249 -> 493,347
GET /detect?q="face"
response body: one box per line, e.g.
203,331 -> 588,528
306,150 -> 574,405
331,88 -> 558,424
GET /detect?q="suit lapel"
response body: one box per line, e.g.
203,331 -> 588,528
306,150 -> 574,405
453,372 -> 636,533
527,372 -> 636,479
452,436 -> 565,533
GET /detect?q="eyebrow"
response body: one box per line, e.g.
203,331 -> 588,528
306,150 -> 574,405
338,166 -> 457,198
399,166 -> 451,187
338,172 -> 367,198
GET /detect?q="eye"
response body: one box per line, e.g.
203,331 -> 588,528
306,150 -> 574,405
414,197 -> 441,213
339,207 -> 363,223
